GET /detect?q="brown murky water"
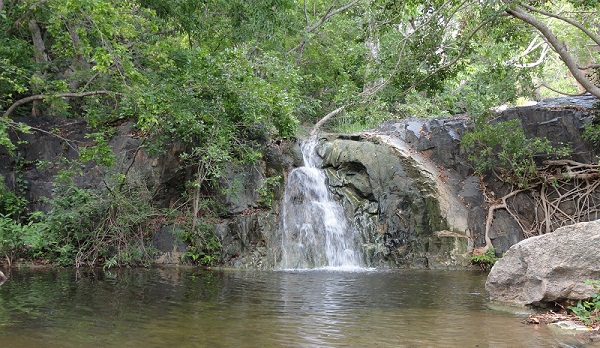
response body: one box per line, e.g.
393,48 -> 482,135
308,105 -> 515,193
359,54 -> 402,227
0,268 -> 596,347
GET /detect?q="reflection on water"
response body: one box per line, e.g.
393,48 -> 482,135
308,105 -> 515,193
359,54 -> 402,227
0,268 -> 596,347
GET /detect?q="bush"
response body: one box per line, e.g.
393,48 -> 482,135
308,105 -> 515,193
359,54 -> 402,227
569,280 -> 600,327
461,119 -> 569,187
582,102 -> 600,149
174,218 -> 222,268
42,170 -> 160,268
470,248 -> 499,271
0,175 -> 27,219
0,214 -> 48,265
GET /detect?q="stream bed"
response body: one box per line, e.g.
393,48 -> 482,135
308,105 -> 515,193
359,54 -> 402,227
0,268 -> 596,347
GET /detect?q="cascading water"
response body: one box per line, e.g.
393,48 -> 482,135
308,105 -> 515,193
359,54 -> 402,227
279,136 -> 363,270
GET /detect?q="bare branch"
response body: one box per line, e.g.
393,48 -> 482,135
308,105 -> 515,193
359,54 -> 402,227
535,83 -> 589,97
311,103 -> 354,135
303,0 -> 309,27
484,187 -> 529,249
3,90 -> 121,118
515,44 -> 549,68
505,35 -> 550,68
1,118 -> 80,152
28,19 -> 49,64
306,0 -> 361,33
483,159 -> 600,247
578,63 -> 600,70
399,17 -> 494,98
291,0 -> 362,59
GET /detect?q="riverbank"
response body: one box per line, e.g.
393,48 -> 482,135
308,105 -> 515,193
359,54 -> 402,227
526,311 -> 600,344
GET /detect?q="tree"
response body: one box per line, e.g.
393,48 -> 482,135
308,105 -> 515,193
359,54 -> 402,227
504,1 -> 600,99
0,0 -> 301,266
305,0 -> 599,132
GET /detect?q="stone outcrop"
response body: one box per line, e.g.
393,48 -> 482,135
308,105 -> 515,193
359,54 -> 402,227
485,219 -> 600,306
318,133 -> 472,268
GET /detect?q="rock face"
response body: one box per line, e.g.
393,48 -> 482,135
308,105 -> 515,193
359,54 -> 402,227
1,95 -> 598,269
318,133 -> 472,268
486,219 -> 600,306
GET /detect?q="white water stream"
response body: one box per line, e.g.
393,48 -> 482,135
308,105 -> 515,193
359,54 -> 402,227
279,136 -> 363,270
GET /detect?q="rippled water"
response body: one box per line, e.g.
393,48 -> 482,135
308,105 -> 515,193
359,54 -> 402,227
0,268 -> 596,347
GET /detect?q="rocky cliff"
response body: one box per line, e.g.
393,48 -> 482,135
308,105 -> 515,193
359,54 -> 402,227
291,95 -> 599,268
1,95 -> 598,269
317,133 -> 472,268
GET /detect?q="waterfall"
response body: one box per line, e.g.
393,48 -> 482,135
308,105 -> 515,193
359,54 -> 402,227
279,136 -> 363,270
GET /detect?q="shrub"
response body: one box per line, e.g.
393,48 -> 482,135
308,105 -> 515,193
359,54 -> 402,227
470,248 -> 499,271
40,169 -> 160,268
569,280 -> 600,327
461,119 -> 569,188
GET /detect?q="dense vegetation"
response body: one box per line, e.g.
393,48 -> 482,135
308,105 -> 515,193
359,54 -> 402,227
0,0 -> 598,267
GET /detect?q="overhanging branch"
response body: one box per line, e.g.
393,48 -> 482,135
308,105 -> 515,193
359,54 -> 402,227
521,3 -> 600,47
506,6 -> 600,99
3,90 -> 121,118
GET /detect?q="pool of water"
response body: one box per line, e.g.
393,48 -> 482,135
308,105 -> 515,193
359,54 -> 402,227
0,268 -> 596,347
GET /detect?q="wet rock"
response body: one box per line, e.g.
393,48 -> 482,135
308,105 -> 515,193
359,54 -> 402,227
152,225 -> 188,265
216,212 -> 279,269
318,134 -> 471,269
485,219 -> 600,306
547,321 -> 592,332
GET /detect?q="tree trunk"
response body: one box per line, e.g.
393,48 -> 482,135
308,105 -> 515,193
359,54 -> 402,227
28,19 -> 49,117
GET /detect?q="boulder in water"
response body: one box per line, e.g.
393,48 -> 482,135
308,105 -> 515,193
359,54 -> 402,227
485,220 -> 600,306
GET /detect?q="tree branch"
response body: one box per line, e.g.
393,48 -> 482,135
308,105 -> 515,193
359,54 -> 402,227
399,16 -> 494,98
311,1 -> 492,133
535,83 -> 589,97
3,90 -> 121,118
311,103 -> 354,135
1,118 -> 80,152
506,6 -> 600,99
291,0 -> 362,59
505,35 -> 550,68
521,3 -> 600,47
578,63 -> 600,70
306,0 -> 361,33
484,187 -> 530,249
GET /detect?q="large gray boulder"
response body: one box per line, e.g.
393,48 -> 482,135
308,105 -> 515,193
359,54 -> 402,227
485,219 -> 600,306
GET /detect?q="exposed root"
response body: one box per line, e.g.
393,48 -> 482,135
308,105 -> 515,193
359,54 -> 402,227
483,160 -> 600,244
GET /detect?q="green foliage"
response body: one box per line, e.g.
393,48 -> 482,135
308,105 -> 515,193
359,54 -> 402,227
0,215 -> 48,264
569,280 -> 600,326
1,0 -> 598,268
582,103 -> 600,149
44,169 -> 159,267
394,90 -> 452,118
0,175 -> 28,219
470,248 -> 500,271
257,175 -> 283,209
79,133 -> 115,167
461,119 -> 569,187
0,162 -> 166,268
176,221 -> 222,267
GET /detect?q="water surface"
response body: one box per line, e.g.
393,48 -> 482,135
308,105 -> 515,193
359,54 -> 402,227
0,268 -> 595,347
